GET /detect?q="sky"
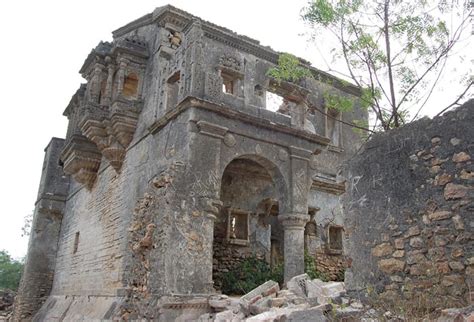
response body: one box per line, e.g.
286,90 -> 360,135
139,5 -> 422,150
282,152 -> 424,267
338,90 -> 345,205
0,0 -> 472,259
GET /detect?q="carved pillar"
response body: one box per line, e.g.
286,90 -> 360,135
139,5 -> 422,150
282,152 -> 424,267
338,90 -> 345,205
13,138 -> 69,321
89,63 -> 105,103
280,213 -> 310,283
116,58 -> 129,97
184,119 -> 227,293
281,146 -> 312,282
103,57 -> 115,105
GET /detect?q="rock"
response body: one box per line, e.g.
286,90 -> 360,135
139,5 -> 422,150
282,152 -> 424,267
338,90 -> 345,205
450,138 -> 461,146
452,215 -> 465,230
306,279 -> 324,299
437,306 -> 474,321
444,183 -> 468,200
214,309 -> 235,321
392,250 -> 404,258
405,226 -> 420,238
270,297 -> 285,308
249,297 -> 271,315
460,169 -> 474,180
448,261 -> 465,271
409,237 -> 424,248
428,210 -> 452,221
209,295 -> 231,311
371,243 -> 393,257
282,307 -> 327,322
240,280 -> 280,312
286,274 -> 309,297
431,137 -> 441,145
441,274 -> 464,287
378,259 -> 405,274
452,152 -> 471,163
394,238 -> 405,250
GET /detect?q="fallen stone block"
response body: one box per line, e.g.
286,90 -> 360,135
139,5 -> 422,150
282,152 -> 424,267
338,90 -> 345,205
209,295 -> 231,311
249,297 -> 272,316
240,280 -> 280,314
286,274 -> 309,297
281,307 -> 327,322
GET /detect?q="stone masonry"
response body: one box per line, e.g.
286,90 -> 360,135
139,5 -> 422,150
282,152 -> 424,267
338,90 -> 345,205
343,100 -> 473,309
14,5 -> 366,321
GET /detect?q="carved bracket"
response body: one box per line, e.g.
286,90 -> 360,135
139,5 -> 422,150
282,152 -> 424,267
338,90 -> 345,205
79,101 -> 140,172
196,120 -> 228,139
60,135 -> 102,189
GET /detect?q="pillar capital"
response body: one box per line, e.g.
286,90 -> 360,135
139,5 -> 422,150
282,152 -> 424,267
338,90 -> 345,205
279,213 -> 310,229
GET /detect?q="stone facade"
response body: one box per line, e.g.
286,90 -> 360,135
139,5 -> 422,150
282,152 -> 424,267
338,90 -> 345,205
343,100 -> 473,308
14,5 -> 366,321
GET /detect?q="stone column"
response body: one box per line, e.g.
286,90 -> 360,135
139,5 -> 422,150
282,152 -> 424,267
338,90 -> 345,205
89,63 -> 105,103
184,119 -> 228,293
116,58 -> 129,97
103,57 -> 115,105
13,138 -> 69,321
281,146 -> 312,282
280,213 -> 310,282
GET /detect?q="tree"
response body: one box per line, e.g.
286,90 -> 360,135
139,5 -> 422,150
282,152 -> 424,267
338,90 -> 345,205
300,0 -> 473,130
0,250 -> 23,291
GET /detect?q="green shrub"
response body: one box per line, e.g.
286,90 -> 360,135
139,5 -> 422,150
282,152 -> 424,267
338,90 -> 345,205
220,253 -> 330,295
304,251 -> 329,281
220,257 -> 283,295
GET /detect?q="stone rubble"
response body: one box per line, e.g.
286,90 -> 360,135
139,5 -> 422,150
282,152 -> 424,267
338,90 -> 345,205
199,277 -> 474,321
198,275 -> 355,321
0,290 -> 15,321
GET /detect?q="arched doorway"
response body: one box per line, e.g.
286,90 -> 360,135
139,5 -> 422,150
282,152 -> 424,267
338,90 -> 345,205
212,157 -> 286,292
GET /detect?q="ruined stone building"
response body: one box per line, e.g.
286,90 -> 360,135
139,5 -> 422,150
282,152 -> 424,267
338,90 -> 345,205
14,5 -> 366,320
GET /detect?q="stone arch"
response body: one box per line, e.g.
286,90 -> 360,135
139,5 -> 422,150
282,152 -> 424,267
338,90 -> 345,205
213,154 -> 289,292
218,154 -> 290,214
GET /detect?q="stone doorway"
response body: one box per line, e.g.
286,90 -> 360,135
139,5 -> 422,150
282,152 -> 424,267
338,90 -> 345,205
212,158 -> 279,292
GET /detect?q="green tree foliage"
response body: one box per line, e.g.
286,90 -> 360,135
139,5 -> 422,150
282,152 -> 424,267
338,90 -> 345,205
301,0 -> 473,130
0,250 -> 23,291
267,53 -> 313,84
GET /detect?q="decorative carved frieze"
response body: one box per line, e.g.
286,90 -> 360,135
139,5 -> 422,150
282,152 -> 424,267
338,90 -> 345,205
60,135 -> 102,189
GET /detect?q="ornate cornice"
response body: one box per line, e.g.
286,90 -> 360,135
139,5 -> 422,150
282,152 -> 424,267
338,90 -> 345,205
111,5 -> 361,96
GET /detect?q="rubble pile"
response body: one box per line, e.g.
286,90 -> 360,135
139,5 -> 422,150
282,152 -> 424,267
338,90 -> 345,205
198,274 -> 365,321
198,275 -> 474,321
0,289 -> 15,320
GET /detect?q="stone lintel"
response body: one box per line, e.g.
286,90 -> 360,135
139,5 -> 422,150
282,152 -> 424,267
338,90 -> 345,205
289,146 -> 313,161
196,120 -> 228,139
311,177 -> 346,195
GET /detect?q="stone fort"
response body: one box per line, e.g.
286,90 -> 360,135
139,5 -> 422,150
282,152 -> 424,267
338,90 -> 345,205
14,5 -> 368,321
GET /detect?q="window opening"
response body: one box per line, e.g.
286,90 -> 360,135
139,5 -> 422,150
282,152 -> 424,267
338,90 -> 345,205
73,232 -> 80,254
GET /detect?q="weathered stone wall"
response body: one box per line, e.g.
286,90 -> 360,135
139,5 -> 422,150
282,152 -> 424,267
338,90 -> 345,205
343,100 -> 473,307
13,138 -> 69,321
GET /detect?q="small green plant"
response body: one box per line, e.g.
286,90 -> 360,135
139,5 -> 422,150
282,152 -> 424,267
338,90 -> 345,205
304,251 -> 329,281
220,256 -> 283,295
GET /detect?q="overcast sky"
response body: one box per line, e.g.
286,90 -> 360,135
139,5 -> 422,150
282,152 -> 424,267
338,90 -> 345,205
0,0 -> 471,259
